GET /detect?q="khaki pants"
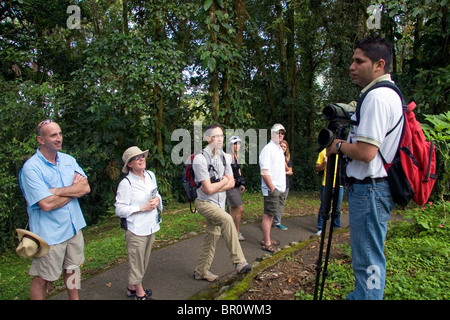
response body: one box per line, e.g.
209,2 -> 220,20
195,200 -> 246,276
125,231 -> 155,285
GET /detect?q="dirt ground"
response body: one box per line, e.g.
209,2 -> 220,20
239,232 -> 350,300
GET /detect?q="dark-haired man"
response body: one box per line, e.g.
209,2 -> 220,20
192,123 -> 252,282
327,37 -> 403,300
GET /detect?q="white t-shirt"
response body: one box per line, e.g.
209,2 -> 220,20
346,85 -> 403,180
259,140 -> 286,196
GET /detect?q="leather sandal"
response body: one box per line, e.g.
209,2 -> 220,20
260,239 -> 280,246
261,244 -> 276,253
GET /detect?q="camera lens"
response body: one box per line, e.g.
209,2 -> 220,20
318,128 -> 334,148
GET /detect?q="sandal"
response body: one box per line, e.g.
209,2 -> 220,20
260,239 -> 280,246
135,294 -> 152,300
127,287 -> 152,298
261,244 -> 277,253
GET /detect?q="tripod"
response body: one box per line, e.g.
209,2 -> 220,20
313,152 -> 344,300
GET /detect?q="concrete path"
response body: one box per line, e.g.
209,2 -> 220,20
50,214 -> 349,300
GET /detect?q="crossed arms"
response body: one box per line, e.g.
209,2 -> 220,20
38,173 -> 91,212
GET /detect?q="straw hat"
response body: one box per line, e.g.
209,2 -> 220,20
15,229 -> 50,258
122,146 -> 149,173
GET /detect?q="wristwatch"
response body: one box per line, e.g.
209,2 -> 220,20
336,141 -> 343,153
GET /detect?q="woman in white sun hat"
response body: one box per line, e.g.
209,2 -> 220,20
115,146 -> 163,300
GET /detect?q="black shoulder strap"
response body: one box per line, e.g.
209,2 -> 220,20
145,170 -> 153,181
352,80 -> 406,126
124,171 -> 153,185
353,81 -> 408,165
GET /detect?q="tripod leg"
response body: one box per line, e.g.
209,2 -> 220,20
313,153 -> 337,300
318,154 -> 342,299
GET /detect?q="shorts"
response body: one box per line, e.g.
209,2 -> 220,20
29,231 -> 85,282
263,189 -> 285,216
226,187 -> 243,207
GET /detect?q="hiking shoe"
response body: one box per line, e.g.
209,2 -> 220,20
193,270 -> 219,282
238,232 -> 245,241
275,224 -> 288,231
235,261 -> 252,274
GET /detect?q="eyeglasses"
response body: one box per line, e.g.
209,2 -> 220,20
133,154 -> 146,161
211,134 -> 224,140
36,119 -> 53,136
279,131 -> 285,135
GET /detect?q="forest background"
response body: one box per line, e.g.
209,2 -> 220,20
0,0 -> 448,252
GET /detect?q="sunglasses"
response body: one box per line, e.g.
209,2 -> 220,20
36,119 -> 54,136
133,154 -> 146,161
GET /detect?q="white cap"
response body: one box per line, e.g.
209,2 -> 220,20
229,136 -> 242,144
271,123 -> 285,133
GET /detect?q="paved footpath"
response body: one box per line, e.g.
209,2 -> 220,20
51,214 -> 349,300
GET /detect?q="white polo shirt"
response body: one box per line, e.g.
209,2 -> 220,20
259,140 -> 286,196
346,78 -> 403,180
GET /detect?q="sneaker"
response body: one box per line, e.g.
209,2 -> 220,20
237,232 -> 245,241
193,270 -> 219,282
316,230 -> 322,236
235,261 -> 252,274
275,224 -> 288,231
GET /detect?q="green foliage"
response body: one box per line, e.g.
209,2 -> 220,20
403,201 -> 449,236
0,0 -> 448,254
422,112 -> 450,200
315,202 -> 450,300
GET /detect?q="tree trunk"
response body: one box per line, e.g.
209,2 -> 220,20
209,1 -> 220,121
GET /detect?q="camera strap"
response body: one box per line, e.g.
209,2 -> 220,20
201,149 -> 226,181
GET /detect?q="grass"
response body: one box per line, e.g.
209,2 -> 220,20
0,190 -> 322,300
293,203 -> 450,300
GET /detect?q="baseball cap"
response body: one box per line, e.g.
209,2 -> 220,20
271,123 -> 286,133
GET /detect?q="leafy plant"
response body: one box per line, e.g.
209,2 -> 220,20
403,201 -> 449,237
422,111 -> 450,201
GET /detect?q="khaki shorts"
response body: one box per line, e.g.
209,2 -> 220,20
264,189 -> 285,216
29,231 -> 85,282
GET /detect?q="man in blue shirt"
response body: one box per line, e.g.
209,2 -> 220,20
19,119 -> 90,300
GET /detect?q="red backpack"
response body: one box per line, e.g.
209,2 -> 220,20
355,81 -> 437,206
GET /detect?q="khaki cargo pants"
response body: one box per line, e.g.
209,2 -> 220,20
194,200 -> 246,276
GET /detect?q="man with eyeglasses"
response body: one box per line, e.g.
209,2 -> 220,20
19,119 -> 90,299
259,124 -> 287,253
192,123 -> 252,282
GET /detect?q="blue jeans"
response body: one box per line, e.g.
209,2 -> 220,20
317,185 -> 343,230
346,180 -> 394,300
